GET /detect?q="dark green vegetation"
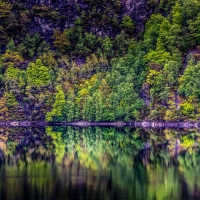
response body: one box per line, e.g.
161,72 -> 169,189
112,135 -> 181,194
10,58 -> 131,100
0,127 -> 200,199
1,0 -> 200,121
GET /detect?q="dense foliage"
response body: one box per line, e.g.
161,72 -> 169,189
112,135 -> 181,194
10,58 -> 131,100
1,0 -> 200,121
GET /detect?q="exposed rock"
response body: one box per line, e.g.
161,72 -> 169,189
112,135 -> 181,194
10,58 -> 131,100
18,0 -> 154,38
174,91 -> 180,109
121,0 -> 154,32
35,17 -> 52,33
140,83 -> 151,106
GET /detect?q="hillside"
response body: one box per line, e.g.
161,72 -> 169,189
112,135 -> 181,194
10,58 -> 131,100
0,0 -> 200,122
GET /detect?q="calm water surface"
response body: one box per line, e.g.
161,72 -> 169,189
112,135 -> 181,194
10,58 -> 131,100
0,126 -> 199,200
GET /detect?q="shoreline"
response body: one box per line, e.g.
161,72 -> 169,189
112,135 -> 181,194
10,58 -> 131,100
0,121 -> 199,129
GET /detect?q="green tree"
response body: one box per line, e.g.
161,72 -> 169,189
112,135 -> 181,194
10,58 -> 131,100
144,14 -> 165,50
121,15 -> 135,34
46,85 -> 66,122
4,92 -> 18,108
178,61 -> 200,100
114,31 -> 129,56
4,65 -> 26,92
171,3 -> 182,25
64,92 -> 76,122
156,18 -> 171,51
53,29 -> 70,54
6,39 -> 16,52
37,41 -> 50,56
26,59 -> 50,87
180,102 -> 195,116
2,50 -> 23,68
19,34 -> 41,58
83,95 -> 95,121
144,50 -> 171,66
188,14 -> 200,45
93,91 -> 104,122
102,36 -> 114,58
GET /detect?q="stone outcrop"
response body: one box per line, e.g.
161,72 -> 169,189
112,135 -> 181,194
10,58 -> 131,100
18,0 -> 153,38
122,0 -> 152,32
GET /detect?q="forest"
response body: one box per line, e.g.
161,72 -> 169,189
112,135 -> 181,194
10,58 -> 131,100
0,0 -> 200,122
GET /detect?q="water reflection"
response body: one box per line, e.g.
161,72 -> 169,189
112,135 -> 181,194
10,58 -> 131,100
0,127 -> 199,199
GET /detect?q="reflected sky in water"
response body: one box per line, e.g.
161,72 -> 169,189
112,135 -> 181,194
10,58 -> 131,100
0,126 -> 199,200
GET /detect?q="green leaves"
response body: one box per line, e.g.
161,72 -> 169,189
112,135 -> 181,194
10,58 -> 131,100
178,62 -> 200,100
4,92 -> 18,108
144,14 -> 165,50
6,39 -> 16,52
18,34 -> 41,58
144,50 -> 172,66
27,59 -> 50,87
180,102 -> 195,116
121,15 -> 135,34
102,36 -> 114,58
2,0 -> 200,121
188,14 -> 200,45
46,85 -> 66,122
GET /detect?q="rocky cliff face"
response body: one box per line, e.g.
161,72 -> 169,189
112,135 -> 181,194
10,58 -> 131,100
18,0 -> 153,38
122,0 -> 152,32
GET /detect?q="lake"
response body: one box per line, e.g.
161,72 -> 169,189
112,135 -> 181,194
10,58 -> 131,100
0,126 -> 199,200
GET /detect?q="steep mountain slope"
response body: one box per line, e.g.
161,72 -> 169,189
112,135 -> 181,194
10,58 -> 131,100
0,0 -> 200,122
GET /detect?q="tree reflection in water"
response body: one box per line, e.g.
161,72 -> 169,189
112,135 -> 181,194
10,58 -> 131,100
0,126 -> 199,200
